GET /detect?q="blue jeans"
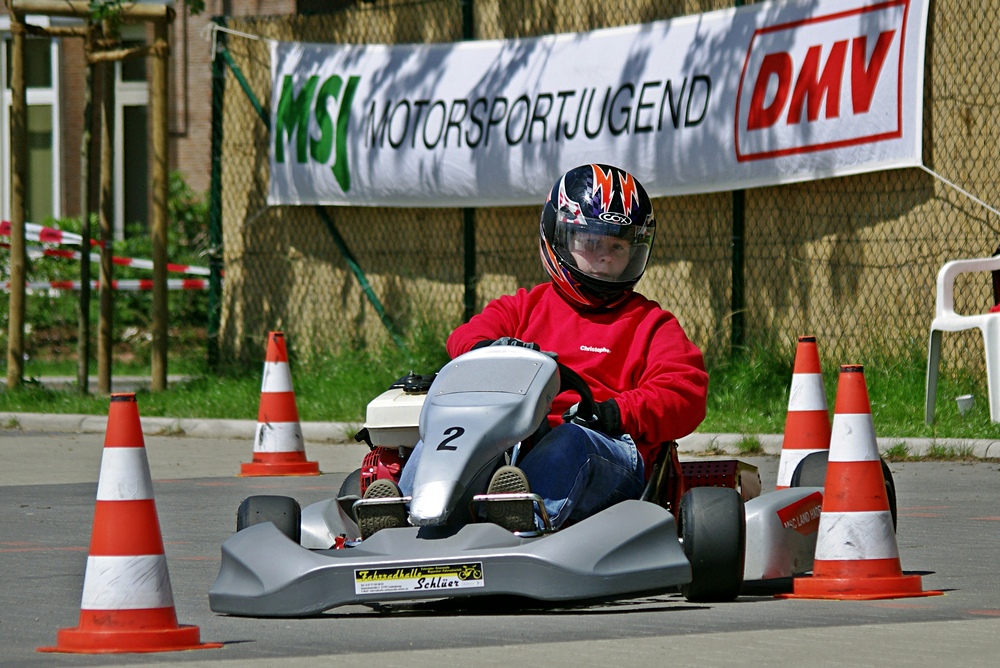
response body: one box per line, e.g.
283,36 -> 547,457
399,423 -> 645,530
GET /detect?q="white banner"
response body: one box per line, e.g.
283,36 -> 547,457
268,0 -> 928,207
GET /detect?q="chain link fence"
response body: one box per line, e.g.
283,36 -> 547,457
212,0 -> 1000,381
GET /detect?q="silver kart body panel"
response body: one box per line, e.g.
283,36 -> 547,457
211,485 -> 823,617
743,487 -> 822,581
209,500 -> 691,617
408,347 -> 558,526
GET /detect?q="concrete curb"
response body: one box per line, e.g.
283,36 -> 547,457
679,432 -> 1000,459
0,412 -> 363,444
3,412 -> 1000,458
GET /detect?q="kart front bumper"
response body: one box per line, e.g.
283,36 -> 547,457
209,500 -> 690,617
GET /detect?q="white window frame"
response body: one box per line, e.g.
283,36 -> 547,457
1,15 -> 62,224
114,26 -> 150,239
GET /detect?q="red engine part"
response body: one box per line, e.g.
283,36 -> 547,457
359,447 -> 404,496
680,459 -> 762,501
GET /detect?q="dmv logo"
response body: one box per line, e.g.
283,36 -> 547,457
735,0 -> 911,162
274,74 -> 360,192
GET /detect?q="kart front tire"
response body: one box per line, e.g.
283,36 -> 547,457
678,486 -> 746,603
236,495 -> 301,544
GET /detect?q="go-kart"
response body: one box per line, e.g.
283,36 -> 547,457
209,345 -> 888,617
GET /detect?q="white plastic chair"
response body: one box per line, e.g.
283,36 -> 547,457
925,255 -> 1000,423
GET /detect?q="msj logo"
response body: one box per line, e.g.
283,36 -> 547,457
735,0 -> 911,162
274,74 -> 360,192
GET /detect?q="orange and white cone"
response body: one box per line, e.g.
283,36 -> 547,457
776,336 -> 831,489
781,365 -> 943,600
38,394 -> 222,654
240,331 -> 319,476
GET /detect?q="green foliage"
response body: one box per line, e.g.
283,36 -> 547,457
883,442 -> 912,461
923,443 -> 977,461
701,339 -> 1000,442
4,327 -> 1000,448
87,0 -> 205,37
89,1 -> 126,37
703,340 -> 793,435
0,322 -> 450,423
735,435 -> 764,455
0,171 -> 210,367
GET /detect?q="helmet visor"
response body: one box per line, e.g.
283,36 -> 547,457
551,205 -> 654,284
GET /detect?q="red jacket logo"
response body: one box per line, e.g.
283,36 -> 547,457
735,0 -> 911,162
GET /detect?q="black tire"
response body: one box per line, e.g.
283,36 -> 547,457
789,450 -> 829,488
236,495 -> 301,544
339,467 -> 363,498
789,451 -> 898,531
880,458 -> 898,532
678,486 -> 746,603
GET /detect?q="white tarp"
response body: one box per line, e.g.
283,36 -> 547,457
268,0 -> 928,207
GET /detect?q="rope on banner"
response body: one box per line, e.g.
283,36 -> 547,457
200,21 -> 276,61
919,165 -> 1000,220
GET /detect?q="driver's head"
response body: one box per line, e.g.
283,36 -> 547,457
539,164 -> 656,310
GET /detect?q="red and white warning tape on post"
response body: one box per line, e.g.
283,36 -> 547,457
15,245 -> 212,276
9,279 -> 209,292
2,220 -> 216,277
1,220 -> 89,246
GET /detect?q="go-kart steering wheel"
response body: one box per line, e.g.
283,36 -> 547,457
556,362 -> 599,424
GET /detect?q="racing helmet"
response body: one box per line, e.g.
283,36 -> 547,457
539,164 -> 656,309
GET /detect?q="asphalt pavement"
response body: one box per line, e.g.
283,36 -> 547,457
2,414 -> 1000,667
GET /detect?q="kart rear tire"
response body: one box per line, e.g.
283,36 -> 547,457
236,495 -> 301,544
790,451 -> 897,530
678,486 -> 746,603
339,467 -> 363,498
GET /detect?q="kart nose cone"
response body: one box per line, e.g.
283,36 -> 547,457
408,480 -> 460,526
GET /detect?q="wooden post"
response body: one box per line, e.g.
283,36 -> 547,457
98,60 -> 115,395
150,23 -> 170,391
6,15 -> 27,389
11,0 -> 171,21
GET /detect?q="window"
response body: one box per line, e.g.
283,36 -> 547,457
1,31 -> 61,224
115,36 -> 149,239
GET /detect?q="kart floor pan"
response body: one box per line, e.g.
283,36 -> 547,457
210,500 -> 691,617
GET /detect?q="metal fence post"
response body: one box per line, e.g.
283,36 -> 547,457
730,0 -> 746,357
731,188 -> 745,356
462,0 -> 476,322
207,17 -> 227,370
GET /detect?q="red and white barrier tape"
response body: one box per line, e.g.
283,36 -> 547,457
1,220 -> 215,276
16,245 -> 212,276
8,279 -> 209,292
0,220 -> 89,246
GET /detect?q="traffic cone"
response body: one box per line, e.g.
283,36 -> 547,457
240,331 -> 320,476
776,336 -> 831,489
780,365 -> 943,600
38,394 -> 222,654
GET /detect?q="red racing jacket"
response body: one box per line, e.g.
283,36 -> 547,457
446,283 -> 708,473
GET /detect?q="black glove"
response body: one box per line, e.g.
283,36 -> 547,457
562,398 -> 623,436
471,337 -> 540,351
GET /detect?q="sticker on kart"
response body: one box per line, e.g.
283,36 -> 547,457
354,562 -> 485,595
776,491 -> 823,536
